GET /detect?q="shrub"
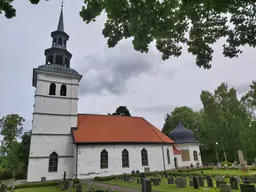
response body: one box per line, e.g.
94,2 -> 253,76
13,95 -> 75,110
7,181 -> 58,190
221,161 -> 232,166
72,178 -> 80,184
0,168 -> 12,180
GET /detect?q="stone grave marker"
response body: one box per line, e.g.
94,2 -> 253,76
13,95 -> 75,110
230,176 -> 239,190
217,163 -> 222,169
193,176 -> 199,189
167,176 -> 174,184
158,178 -> 161,183
142,178 -> 152,192
216,181 -> 227,188
140,173 -> 145,183
206,176 -> 213,187
198,176 -> 204,187
76,183 -> 82,192
137,178 -> 140,184
238,150 -> 246,166
176,178 -> 186,188
240,184 -> 256,192
189,180 -> 193,186
243,177 -> 250,184
153,178 -> 159,186
219,184 -> 231,192
215,175 -> 224,181
0,183 -> 7,192
238,164 -> 242,170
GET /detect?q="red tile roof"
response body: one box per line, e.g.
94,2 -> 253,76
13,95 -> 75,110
72,114 -> 174,144
173,147 -> 181,155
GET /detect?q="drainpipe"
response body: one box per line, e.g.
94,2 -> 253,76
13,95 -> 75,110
76,145 -> 78,179
161,144 -> 166,171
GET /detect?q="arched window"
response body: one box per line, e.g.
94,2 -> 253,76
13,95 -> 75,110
63,39 -> 67,47
64,58 -> 70,67
53,37 -> 57,46
58,37 -> 62,45
100,149 -> 108,169
48,152 -> 58,172
167,148 -> 170,164
193,151 -> 198,161
49,83 -> 56,95
60,84 -> 67,96
141,148 -> 148,166
122,149 -> 129,168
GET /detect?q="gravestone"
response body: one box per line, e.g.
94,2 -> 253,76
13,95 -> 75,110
243,177 -> 250,184
142,178 -> 152,192
157,178 -> 161,183
216,181 -> 227,188
238,164 -> 242,170
176,178 -> 186,188
247,177 -> 256,183
230,176 -> 239,190
238,150 -> 246,166
193,176 -> 199,189
220,184 -> 232,192
153,179 -> 159,186
240,184 -> 256,192
76,183 -> 82,192
140,173 -> 145,183
164,172 -> 168,178
189,180 -> 193,186
217,163 -> 222,169
216,175 -> 224,181
167,176 -> 174,184
0,183 -> 7,192
206,176 -> 213,187
198,176 -> 204,187
137,178 -> 140,184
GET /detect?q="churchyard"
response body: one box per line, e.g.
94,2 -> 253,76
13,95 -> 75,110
96,167 -> 256,192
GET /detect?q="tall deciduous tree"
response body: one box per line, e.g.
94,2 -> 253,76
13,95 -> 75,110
17,132 -> 31,170
162,106 -> 200,134
108,106 -> 131,116
0,114 -> 25,154
200,83 -> 250,162
2,1 -> 256,69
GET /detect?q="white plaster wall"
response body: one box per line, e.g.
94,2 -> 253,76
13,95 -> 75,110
162,145 -> 176,170
77,144 -> 173,179
27,157 -> 73,182
34,97 -> 78,115
174,143 -> 202,167
29,135 -> 74,157
27,70 -> 80,182
32,114 -> 77,134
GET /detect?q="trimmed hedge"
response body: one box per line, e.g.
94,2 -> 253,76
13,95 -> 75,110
0,168 -> 26,180
6,181 -> 58,190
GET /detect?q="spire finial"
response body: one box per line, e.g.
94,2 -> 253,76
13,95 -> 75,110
57,1 -> 64,32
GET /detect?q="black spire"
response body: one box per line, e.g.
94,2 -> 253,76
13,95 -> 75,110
57,2 -> 64,32
44,2 -> 72,68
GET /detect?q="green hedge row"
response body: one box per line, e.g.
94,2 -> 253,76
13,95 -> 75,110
0,168 -> 26,180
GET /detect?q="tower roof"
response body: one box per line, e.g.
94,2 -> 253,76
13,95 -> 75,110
57,4 -> 64,32
168,121 -> 198,144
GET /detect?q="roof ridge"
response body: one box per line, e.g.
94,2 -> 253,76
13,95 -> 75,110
78,113 -> 143,119
141,118 -> 164,143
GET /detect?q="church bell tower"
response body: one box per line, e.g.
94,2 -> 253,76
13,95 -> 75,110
27,4 -> 82,182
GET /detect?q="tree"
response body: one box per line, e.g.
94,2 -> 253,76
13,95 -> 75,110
0,114 -> 25,154
108,106 -> 131,116
200,83 -> 251,162
2,1 -> 255,69
78,0 -> 255,69
161,106 -> 200,134
17,132 -> 31,171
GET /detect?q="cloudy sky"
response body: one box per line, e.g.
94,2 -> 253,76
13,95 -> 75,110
0,0 -> 255,132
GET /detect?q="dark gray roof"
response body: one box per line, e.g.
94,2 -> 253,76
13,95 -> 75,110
37,64 -> 80,76
168,121 -> 198,144
32,64 -> 82,87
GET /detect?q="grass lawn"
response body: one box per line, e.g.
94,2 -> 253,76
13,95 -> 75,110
15,184 -> 114,192
191,169 -> 255,176
103,178 -> 241,192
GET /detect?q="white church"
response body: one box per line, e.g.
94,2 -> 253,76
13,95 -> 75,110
27,7 -> 202,182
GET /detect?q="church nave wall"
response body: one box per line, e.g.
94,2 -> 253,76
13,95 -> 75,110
76,144 -> 175,179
